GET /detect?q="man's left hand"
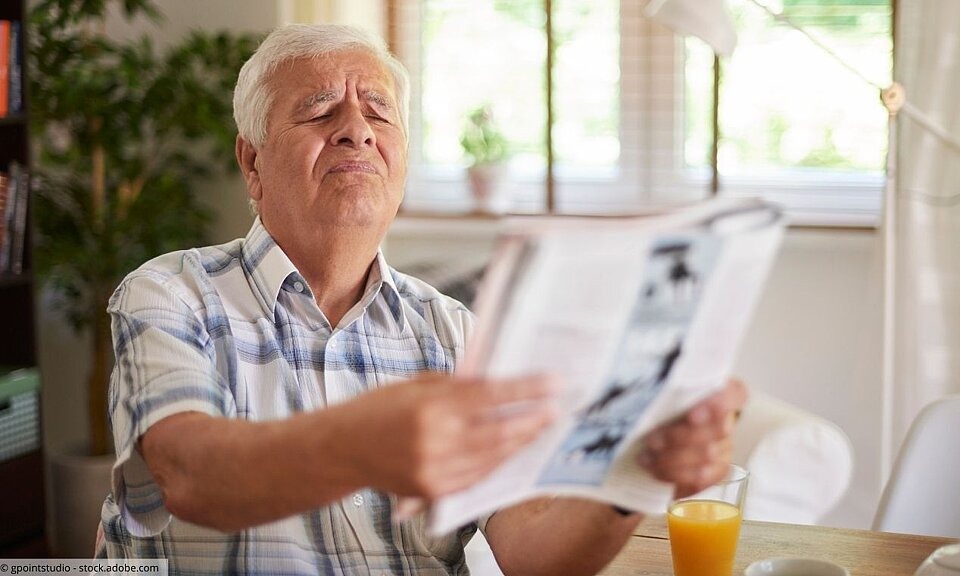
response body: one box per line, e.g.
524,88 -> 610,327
639,378 -> 748,498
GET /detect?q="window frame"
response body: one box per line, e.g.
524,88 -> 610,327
389,0 -> 888,226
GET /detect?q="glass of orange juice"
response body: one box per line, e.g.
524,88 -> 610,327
667,464 -> 749,576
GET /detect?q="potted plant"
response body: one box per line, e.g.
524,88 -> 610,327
28,0 -> 259,555
460,105 -> 510,213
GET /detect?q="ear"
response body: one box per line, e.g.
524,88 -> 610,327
236,135 -> 263,201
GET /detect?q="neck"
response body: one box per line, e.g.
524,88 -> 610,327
271,222 -> 385,329
309,254 -> 377,329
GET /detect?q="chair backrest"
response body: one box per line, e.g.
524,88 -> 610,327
873,394 -> 960,537
734,392 -> 854,525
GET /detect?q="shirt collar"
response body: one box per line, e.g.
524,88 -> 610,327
241,217 -> 299,318
241,217 -> 405,325
359,250 -> 405,326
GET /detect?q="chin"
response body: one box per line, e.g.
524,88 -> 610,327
328,203 -> 395,230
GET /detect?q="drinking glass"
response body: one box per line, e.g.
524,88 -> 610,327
667,464 -> 749,576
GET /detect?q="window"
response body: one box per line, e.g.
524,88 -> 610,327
687,0 -> 893,225
391,0 -> 893,225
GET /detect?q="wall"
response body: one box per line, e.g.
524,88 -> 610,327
735,228 -> 884,528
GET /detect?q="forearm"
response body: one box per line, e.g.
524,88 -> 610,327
486,497 -> 642,576
141,408 -> 363,532
139,374 -> 554,530
138,372 -> 558,532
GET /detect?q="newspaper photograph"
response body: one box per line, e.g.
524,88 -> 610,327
427,197 -> 786,535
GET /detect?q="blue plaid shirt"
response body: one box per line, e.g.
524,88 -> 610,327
100,218 -> 477,575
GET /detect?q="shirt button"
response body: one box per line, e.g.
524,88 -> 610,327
353,493 -> 364,507
293,281 -> 305,293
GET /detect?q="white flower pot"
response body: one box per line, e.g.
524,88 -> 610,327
50,448 -> 114,558
467,163 -> 510,214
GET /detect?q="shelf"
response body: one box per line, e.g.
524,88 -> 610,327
0,272 -> 32,288
0,0 -> 43,555
0,114 -> 27,127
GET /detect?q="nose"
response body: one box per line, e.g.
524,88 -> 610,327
330,104 -> 375,148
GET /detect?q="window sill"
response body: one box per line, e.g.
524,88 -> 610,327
397,172 -> 885,229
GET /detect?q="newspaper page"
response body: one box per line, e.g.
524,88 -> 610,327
427,197 -> 786,535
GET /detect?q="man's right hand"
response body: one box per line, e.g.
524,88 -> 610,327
331,373 -> 558,500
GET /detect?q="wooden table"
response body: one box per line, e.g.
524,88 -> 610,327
601,518 -> 955,575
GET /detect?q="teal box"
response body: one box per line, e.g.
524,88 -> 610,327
0,367 -> 41,462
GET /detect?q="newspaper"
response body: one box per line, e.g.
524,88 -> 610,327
426,197 -> 786,535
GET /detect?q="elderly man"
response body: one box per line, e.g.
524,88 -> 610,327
100,23 -> 746,575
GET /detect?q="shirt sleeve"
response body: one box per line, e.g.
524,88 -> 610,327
107,269 -> 235,537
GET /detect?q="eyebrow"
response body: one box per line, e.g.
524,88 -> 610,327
295,89 -> 395,115
362,90 -> 393,111
296,90 -> 339,115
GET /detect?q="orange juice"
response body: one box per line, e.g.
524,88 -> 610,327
667,499 -> 742,576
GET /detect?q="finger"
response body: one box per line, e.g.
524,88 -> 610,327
406,462 -> 494,498
425,424 -> 554,496
397,430 -> 542,499
466,404 -> 556,453
397,380 -> 554,455
646,442 -> 732,488
672,459 -> 731,497
461,409 -> 558,473
471,373 -> 560,411
686,378 -> 748,425
464,430 -> 551,481
417,405 -> 556,493
644,417 -> 730,452
646,437 -> 731,473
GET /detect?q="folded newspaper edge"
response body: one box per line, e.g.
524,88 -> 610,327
421,197 -> 786,535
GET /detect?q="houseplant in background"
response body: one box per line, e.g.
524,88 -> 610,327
28,0 -> 259,555
460,105 -> 511,213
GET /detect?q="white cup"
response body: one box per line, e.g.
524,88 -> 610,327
744,557 -> 849,576
915,544 -> 960,576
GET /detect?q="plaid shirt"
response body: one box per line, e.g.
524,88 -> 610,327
99,218 -> 477,575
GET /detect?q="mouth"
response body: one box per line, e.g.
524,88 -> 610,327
328,160 -> 378,175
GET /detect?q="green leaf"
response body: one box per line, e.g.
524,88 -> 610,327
28,0 -> 263,330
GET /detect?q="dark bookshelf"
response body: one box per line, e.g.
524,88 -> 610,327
0,271 -> 31,287
0,114 -> 26,127
0,0 -> 45,558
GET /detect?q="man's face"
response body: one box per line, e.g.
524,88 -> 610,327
248,49 -> 407,247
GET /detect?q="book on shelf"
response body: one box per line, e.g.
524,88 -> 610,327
0,20 -> 8,118
0,19 -> 22,118
0,172 -> 7,259
0,162 -> 29,274
8,20 -> 21,116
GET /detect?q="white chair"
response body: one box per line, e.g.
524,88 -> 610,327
733,392 -> 854,525
873,394 -> 960,538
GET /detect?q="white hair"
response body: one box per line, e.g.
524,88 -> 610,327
233,23 -> 410,149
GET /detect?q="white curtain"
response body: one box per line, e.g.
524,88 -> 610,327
643,0 -> 737,56
884,0 -> 960,467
